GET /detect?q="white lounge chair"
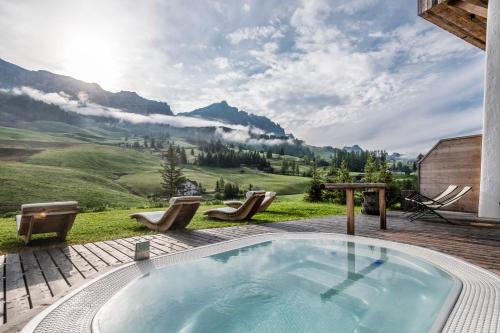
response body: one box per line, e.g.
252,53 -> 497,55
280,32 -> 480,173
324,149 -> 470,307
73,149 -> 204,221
404,185 -> 458,216
130,196 -> 202,232
16,201 -> 80,244
409,186 -> 472,223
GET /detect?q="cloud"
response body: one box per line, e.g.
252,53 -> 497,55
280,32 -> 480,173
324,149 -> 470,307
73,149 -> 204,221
3,86 -> 297,147
215,128 -> 293,146
213,57 -> 230,70
227,25 -> 284,45
3,86 -> 253,130
0,0 -> 486,154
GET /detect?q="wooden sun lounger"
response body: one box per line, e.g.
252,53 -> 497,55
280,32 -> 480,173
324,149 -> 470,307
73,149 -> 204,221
130,196 -> 202,232
224,191 -> 277,212
204,191 -> 266,221
16,201 -> 80,244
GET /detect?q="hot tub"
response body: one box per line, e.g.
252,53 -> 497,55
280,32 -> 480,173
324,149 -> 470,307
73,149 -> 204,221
22,233 -> 500,333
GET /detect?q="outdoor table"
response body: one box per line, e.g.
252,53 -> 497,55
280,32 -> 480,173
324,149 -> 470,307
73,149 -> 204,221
320,183 -> 387,235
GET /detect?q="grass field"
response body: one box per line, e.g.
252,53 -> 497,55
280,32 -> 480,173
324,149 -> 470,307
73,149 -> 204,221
119,165 -> 310,197
0,194 -> 355,254
0,130 -> 312,213
0,126 -> 78,142
0,162 -> 148,214
26,144 -> 160,178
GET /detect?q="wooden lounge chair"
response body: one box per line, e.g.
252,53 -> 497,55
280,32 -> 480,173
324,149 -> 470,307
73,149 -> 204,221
204,191 -> 266,221
16,201 -> 80,244
130,196 -> 202,232
408,186 -> 472,224
224,191 -> 277,212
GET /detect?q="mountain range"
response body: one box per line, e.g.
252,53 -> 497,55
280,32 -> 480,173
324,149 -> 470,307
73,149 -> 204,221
0,58 -> 285,135
183,101 -> 285,135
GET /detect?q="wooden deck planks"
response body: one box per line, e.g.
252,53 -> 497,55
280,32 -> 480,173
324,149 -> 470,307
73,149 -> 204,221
4,254 -> 30,322
18,252 -> 52,308
0,255 -> 5,324
59,246 -> 97,278
47,248 -> 84,287
1,212 -> 499,328
32,251 -> 69,297
71,244 -> 109,269
90,242 -> 128,264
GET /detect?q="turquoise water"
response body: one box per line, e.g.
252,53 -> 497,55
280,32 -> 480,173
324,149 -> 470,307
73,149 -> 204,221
94,239 -> 458,333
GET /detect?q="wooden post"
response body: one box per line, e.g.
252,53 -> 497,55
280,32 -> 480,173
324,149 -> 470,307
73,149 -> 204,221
346,188 -> 355,235
379,188 -> 386,230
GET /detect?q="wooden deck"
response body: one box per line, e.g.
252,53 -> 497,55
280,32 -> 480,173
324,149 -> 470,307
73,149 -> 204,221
1,212 -> 499,331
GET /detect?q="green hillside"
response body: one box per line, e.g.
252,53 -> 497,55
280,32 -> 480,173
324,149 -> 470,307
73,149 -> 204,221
0,136 -> 312,213
0,162 -> 147,213
0,126 -> 75,142
26,144 -> 160,178
118,165 -> 310,197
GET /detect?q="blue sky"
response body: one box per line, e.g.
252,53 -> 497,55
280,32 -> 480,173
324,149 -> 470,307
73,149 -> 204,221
0,0 -> 485,154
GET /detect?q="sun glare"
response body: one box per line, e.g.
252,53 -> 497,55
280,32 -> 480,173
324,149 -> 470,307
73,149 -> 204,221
63,31 -> 120,89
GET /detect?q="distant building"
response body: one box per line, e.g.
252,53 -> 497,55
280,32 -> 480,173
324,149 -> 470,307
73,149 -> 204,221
183,180 -> 200,196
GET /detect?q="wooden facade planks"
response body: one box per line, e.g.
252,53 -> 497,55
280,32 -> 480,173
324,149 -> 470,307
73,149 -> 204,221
1,213 -> 499,329
418,135 -> 482,212
418,0 -> 488,50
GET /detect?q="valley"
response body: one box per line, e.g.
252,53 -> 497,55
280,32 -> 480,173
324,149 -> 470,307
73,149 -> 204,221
0,125 -> 312,214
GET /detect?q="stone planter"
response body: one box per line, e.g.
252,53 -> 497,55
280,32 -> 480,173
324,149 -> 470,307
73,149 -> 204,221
362,191 -> 380,215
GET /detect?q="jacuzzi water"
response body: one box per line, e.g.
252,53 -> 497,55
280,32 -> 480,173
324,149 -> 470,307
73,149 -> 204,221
93,239 -> 459,333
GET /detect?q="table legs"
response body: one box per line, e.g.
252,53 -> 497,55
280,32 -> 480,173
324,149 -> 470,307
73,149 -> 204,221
346,188 -> 355,235
379,188 -> 387,229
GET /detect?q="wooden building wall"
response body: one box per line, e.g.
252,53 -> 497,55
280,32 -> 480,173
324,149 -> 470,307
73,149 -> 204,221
418,135 -> 482,213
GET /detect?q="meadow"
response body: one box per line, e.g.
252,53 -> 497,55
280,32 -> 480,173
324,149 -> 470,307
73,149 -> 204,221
0,195 -> 355,254
0,126 -> 312,214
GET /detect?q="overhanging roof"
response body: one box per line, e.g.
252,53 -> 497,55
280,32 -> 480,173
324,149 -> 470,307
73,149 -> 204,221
418,0 -> 488,50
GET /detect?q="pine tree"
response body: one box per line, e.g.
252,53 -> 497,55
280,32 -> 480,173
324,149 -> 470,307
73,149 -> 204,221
219,177 -> 225,191
378,158 -> 393,184
180,147 -> 188,164
364,153 -> 377,183
336,160 -> 351,183
160,145 -> 186,199
305,161 -> 323,202
191,148 -> 195,156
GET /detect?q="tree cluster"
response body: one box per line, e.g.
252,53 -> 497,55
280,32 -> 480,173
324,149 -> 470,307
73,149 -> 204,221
214,177 -> 242,200
280,159 -> 301,175
196,140 -> 271,170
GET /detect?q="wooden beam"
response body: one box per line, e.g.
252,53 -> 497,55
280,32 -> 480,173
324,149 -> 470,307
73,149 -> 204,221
450,0 -> 488,19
